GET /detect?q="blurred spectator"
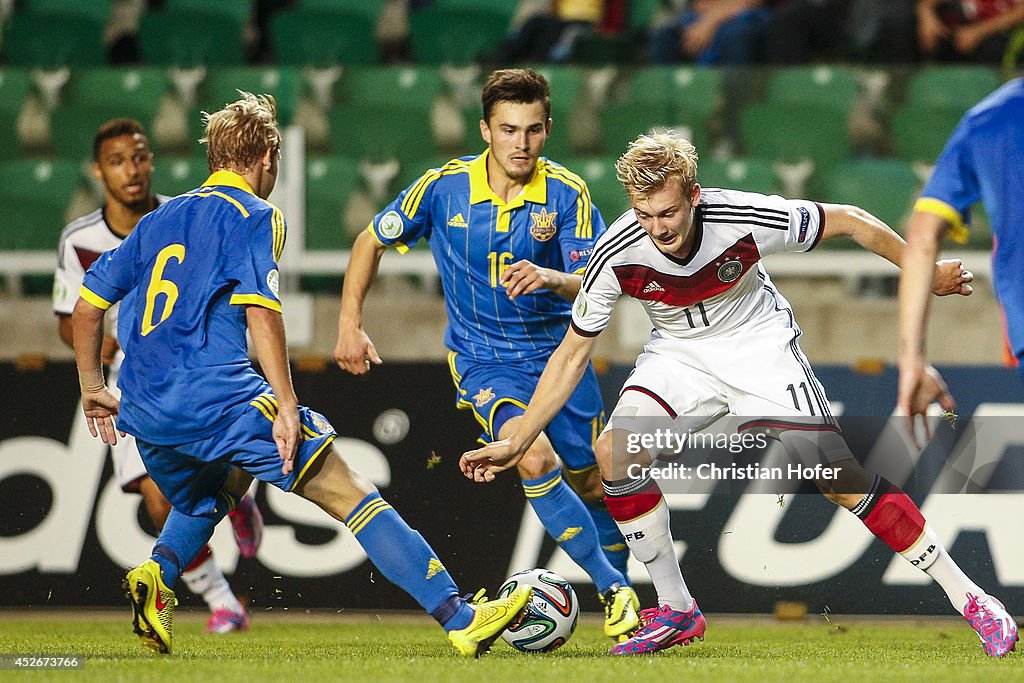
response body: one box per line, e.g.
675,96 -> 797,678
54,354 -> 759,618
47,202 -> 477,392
485,0 -> 606,64
765,0 -> 918,63
916,0 -> 1024,62
648,0 -> 773,65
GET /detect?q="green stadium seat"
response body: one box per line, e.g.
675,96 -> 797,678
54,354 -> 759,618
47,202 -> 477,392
49,68 -> 170,159
3,13 -> 106,67
889,106 -> 963,162
299,0 -> 383,16
152,155 -> 210,197
201,67 -> 303,127
433,0 -> 517,19
562,156 -> 631,219
25,0 -> 113,24
699,157 -> 780,195
889,67 -> 1001,163
0,69 -> 32,160
901,66 -> 1001,112
740,103 -> 850,164
305,155 -> 362,250
601,67 -> 721,155
0,159 -> 84,249
409,7 -> 510,65
271,10 -> 379,66
330,67 -> 443,163
765,65 -> 859,110
139,11 -> 245,66
814,159 -> 920,229
163,0 -> 253,25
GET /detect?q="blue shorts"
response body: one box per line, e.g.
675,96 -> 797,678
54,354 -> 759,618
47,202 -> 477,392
447,352 -> 604,473
136,390 -> 337,516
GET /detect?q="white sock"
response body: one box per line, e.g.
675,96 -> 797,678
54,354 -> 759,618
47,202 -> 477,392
615,498 -> 693,612
180,554 -> 243,614
900,524 -> 983,613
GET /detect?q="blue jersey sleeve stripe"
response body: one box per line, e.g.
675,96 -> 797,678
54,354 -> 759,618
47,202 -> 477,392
271,208 -> 286,262
401,169 -> 439,217
229,293 -> 282,312
79,286 -> 113,310
914,197 -> 969,244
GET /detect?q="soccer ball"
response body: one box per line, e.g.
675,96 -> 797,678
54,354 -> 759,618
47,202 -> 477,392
497,568 -> 578,652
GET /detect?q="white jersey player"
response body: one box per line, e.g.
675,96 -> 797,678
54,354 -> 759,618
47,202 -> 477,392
461,133 -> 1016,657
53,118 -> 260,634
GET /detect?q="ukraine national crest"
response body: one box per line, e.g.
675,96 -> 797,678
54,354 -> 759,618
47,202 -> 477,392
529,208 -> 557,242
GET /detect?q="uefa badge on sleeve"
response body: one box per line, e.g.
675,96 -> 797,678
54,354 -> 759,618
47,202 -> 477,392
266,269 -> 280,296
378,210 -> 404,239
574,292 -> 588,318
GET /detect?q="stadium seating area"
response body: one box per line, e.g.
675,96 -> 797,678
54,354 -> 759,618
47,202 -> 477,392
0,0 -> 1007,294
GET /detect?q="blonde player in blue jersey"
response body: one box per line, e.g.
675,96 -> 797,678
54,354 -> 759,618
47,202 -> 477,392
333,68 -> 640,640
72,92 -> 532,657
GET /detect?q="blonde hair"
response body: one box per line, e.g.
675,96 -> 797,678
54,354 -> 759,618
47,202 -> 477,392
615,132 -> 699,202
200,91 -> 280,173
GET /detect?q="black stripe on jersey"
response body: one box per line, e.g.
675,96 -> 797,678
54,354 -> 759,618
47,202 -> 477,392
582,221 -> 645,292
570,320 -> 602,337
808,202 -> 826,251
755,270 -> 837,427
702,203 -> 788,217
701,216 -> 790,231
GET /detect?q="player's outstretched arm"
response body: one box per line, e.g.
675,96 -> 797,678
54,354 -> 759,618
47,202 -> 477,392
334,229 -> 387,375
247,305 -> 300,472
897,210 -> 958,448
71,297 -> 123,445
501,259 -> 583,302
819,203 -> 973,296
461,328 -> 598,482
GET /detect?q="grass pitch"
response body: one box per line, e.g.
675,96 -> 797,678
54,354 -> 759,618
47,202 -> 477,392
0,609 -> 1020,682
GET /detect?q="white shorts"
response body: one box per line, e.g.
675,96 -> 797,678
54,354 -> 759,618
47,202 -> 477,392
605,323 -> 837,446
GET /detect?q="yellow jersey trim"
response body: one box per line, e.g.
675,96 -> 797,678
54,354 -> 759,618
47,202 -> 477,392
79,286 -> 113,310
401,159 -> 470,219
202,170 -> 256,196
290,434 -> 337,492
913,197 -> 969,244
230,293 -> 282,312
545,161 -> 593,239
347,498 -> 394,535
271,207 -> 286,262
467,150 -> 548,207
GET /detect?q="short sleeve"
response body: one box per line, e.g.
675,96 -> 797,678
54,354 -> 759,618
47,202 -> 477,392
746,194 -> 825,256
80,229 -> 142,311
557,182 -> 607,274
53,236 -> 87,315
571,256 -> 621,337
916,117 -> 978,243
226,205 -> 284,312
368,167 -> 439,253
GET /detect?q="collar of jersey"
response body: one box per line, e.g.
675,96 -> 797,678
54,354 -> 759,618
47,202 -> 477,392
202,170 -> 256,196
468,149 -> 547,207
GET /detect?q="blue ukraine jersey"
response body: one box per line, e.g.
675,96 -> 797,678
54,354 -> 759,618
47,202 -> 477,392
80,171 -> 286,445
916,78 -> 1024,356
369,151 -> 606,361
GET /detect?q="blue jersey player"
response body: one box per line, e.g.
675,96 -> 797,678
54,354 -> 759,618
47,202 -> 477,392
73,92 -> 532,657
899,78 -> 1024,452
333,68 -> 639,640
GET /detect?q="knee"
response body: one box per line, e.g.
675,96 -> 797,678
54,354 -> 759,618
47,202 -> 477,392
594,431 -> 614,471
516,440 -> 559,481
565,466 -> 604,504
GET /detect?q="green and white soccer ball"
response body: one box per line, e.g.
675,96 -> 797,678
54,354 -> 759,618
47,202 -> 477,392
497,568 -> 579,652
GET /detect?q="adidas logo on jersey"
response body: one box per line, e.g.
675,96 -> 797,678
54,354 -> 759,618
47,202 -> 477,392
642,281 -> 665,294
447,213 -> 468,228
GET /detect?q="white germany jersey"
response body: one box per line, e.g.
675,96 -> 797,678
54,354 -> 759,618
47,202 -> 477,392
52,197 -> 169,325
572,188 -> 824,341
